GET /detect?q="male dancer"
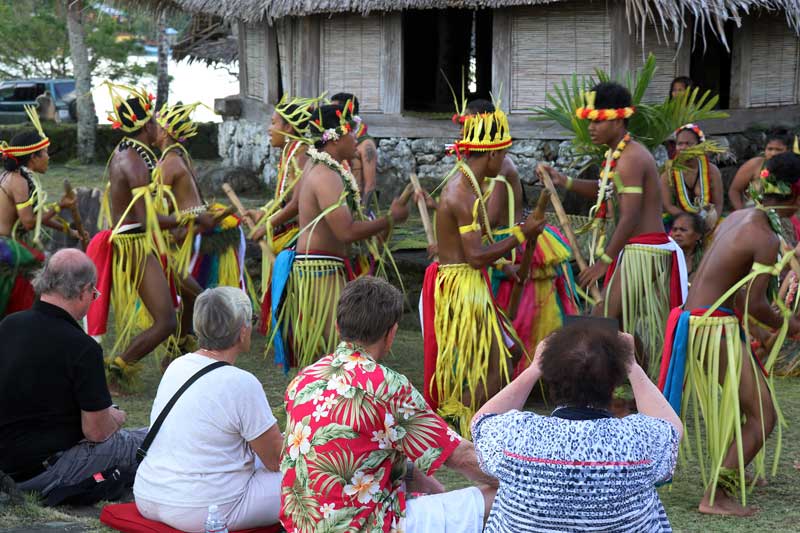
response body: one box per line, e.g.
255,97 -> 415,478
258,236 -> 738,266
422,108 -> 545,436
269,101 -> 410,370
330,93 -> 378,211
542,82 -> 687,376
660,152 -> 800,516
728,128 -> 793,210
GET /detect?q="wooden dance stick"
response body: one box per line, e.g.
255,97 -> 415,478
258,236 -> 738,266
222,182 -> 274,262
507,189 -> 550,320
409,174 -> 436,248
537,164 -> 603,304
63,180 -> 89,250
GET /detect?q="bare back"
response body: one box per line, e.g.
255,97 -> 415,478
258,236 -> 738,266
295,163 -> 349,256
686,208 -> 779,310
436,173 -> 482,265
158,151 -> 203,211
0,171 -> 27,236
108,144 -> 154,226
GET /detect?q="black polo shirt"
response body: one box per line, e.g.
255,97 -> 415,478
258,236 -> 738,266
0,300 -> 111,476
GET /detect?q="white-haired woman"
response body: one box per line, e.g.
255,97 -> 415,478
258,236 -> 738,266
134,287 -> 282,532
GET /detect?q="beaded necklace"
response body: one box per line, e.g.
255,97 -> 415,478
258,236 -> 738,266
590,132 -> 631,221
672,155 -> 710,213
308,147 -> 364,218
119,137 -> 157,171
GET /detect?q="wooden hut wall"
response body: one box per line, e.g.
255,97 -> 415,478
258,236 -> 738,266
748,12 -> 799,107
243,22 -> 267,100
320,14 -> 384,112
630,25 -> 687,103
509,0 -> 611,112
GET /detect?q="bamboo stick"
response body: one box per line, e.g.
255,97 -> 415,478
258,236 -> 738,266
222,183 -> 274,263
409,174 -> 436,249
63,180 -> 88,250
507,189 -> 550,320
537,164 -> 603,304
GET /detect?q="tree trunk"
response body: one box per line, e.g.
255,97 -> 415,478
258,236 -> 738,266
156,13 -> 170,111
65,0 -> 96,164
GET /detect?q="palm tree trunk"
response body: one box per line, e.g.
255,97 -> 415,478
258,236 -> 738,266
65,0 -> 96,164
156,13 -> 169,111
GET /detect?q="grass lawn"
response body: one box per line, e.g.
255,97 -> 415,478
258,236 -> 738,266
3,163 -> 800,531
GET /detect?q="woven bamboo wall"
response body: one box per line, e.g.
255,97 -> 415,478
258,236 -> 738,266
631,25 -> 680,103
510,1 -> 611,111
750,13 -> 800,107
244,22 -> 266,100
320,14 -> 383,112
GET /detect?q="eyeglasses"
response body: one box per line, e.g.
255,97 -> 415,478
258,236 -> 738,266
88,286 -> 101,301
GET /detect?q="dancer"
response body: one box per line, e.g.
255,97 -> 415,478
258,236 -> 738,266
421,107 -> 545,436
541,82 -> 687,377
660,151 -> 800,516
330,93 -> 377,211
269,101 -> 410,370
728,128 -> 793,210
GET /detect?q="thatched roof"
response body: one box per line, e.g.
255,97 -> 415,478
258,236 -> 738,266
121,0 -> 800,38
172,14 -> 238,65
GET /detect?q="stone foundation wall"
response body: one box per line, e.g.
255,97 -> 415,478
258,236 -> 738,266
218,118 -> 782,205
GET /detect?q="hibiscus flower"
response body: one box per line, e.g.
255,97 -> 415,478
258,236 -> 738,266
343,470 -> 380,504
326,375 -> 352,395
288,421 -> 311,460
320,502 -> 336,518
383,413 -> 399,443
371,429 -> 391,449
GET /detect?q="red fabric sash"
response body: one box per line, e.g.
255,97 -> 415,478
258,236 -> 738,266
422,262 -> 439,409
86,230 -> 113,336
604,232 -> 683,307
4,241 -> 43,316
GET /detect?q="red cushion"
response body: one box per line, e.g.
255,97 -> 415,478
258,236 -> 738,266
100,503 -> 283,533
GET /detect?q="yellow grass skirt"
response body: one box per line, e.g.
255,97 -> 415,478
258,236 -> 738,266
109,232 -> 152,358
274,256 -> 348,369
606,244 -> 674,379
681,313 -> 783,506
432,264 -> 514,436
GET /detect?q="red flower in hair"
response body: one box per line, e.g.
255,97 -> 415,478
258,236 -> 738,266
111,121 -> 122,130
335,110 -> 342,118
130,113 -> 137,121
144,103 -> 151,111
760,169 -> 770,179
347,101 -> 354,113
148,93 -> 155,101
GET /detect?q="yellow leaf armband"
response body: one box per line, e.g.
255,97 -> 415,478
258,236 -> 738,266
510,225 -> 526,244
597,252 -> 614,264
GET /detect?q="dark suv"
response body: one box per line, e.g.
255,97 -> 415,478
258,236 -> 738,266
0,79 -> 77,124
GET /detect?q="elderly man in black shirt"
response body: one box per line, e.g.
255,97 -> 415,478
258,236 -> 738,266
0,248 -> 145,496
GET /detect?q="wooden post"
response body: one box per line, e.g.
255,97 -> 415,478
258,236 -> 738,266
492,9 -> 513,112
299,16 -> 320,97
507,190 -> 550,320
538,165 -> 603,304
382,13 -> 403,113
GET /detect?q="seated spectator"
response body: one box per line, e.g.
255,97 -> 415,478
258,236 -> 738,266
669,212 -> 705,282
134,287 -> 282,532
281,276 -> 497,533
472,323 -> 683,532
0,249 -> 145,496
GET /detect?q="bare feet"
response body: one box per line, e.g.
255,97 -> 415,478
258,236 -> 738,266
699,488 -> 758,517
745,472 -> 768,487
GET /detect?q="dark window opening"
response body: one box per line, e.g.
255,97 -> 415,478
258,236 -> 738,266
402,9 -> 492,113
689,22 -> 734,109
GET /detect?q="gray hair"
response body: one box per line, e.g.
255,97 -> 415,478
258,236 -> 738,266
193,287 -> 252,351
32,249 -> 96,299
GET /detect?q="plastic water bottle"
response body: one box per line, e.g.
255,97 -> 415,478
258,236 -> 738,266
204,504 -> 229,533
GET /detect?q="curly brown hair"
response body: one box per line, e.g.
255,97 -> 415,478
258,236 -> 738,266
539,323 -> 631,407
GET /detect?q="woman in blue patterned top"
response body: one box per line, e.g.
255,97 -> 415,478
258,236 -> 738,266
471,323 -> 683,532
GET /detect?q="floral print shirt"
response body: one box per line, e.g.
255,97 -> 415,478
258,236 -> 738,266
280,342 -> 461,533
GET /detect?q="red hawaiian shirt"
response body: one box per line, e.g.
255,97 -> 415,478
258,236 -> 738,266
279,342 -> 461,533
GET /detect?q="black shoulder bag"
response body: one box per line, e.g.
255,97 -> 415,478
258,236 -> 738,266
136,361 -> 229,463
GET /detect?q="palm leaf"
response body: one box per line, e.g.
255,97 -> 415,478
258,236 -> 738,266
282,482 -> 322,531
532,53 -> 729,166
309,445 -> 361,494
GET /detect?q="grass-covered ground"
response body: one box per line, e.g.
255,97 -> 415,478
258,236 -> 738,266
3,163 -> 800,531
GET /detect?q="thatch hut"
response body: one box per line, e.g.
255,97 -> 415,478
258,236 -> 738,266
139,0 -> 800,187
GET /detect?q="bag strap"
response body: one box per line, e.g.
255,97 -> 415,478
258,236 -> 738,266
136,361 -> 229,463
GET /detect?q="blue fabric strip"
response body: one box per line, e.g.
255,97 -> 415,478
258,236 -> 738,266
270,249 -> 296,372
663,310 -> 691,416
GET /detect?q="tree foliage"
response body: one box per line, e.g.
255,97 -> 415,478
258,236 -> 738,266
0,0 -> 156,81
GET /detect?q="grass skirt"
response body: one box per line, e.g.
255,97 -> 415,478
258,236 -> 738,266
272,255 -> 348,369
0,236 -> 43,317
423,263 -> 514,436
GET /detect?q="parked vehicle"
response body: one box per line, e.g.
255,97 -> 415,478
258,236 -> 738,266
0,79 -> 77,124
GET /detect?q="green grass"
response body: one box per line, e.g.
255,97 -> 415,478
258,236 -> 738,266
5,163 -> 800,531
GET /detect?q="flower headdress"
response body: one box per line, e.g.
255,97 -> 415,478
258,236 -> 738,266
575,91 -> 635,121
759,167 -> 800,197
308,100 -> 359,145
674,123 -> 706,143
453,110 -> 512,156
156,101 -> 210,142
0,105 -> 50,161
275,93 -> 325,142
103,81 -> 155,132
